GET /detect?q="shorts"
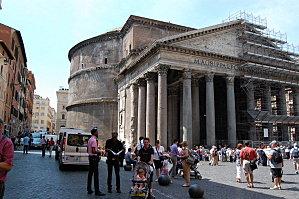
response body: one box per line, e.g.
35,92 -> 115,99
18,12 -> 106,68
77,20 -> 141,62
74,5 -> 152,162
242,160 -> 252,174
270,168 -> 282,178
154,159 -> 163,169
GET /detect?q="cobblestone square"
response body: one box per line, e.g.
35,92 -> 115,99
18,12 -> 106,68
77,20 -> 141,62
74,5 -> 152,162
5,152 -> 298,199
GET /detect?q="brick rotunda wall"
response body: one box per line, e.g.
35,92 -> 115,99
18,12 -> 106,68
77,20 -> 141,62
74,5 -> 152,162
67,31 -> 121,143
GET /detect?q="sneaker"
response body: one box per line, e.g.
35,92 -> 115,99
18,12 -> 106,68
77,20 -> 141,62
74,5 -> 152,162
107,189 -> 112,193
87,190 -> 93,194
116,189 -> 121,193
155,179 -> 158,182
270,186 -> 279,190
296,171 -> 299,174
95,192 -> 106,196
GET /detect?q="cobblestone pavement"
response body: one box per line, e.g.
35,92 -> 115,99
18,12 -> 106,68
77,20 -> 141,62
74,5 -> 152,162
5,151 -> 298,199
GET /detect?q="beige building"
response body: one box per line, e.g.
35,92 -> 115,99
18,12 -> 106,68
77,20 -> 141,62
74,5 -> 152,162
32,95 -> 55,132
56,88 -> 68,132
67,12 -> 299,147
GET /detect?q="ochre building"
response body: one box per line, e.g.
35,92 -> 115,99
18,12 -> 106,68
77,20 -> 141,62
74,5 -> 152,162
67,13 -> 299,147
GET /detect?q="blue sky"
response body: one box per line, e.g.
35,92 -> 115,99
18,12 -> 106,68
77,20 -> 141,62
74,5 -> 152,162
1,0 -> 299,109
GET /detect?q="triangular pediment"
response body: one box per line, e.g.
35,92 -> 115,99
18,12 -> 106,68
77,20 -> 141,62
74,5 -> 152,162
157,20 -> 243,58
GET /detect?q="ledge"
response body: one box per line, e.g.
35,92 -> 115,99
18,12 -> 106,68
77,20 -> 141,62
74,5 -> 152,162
68,65 -> 117,83
66,97 -> 117,110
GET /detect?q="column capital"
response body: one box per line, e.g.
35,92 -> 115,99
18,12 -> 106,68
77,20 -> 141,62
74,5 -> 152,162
182,69 -> 192,79
156,64 -> 170,76
205,73 -> 214,82
192,78 -> 200,87
144,72 -> 156,81
137,78 -> 146,87
226,75 -> 235,85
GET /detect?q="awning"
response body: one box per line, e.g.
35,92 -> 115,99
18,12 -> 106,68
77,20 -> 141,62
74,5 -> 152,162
247,110 -> 299,124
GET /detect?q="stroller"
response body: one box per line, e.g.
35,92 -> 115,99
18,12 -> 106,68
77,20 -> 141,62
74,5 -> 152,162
129,162 -> 151,199
177,151 -> 202,180
160,154 -> 173,176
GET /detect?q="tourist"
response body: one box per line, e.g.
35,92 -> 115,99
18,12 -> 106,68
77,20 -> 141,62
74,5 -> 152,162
290,143 -> 299,174
48,137 -> 55,158
257,143 -> 267,166
105,132 -> 123,193
137,137 -> 155,199
267,140 -> 283,189
178,141 -> 190,187
210,146 -> 218,166
235,143 -> 243,183
86,128 -> 105,196
40,136 -> 46,157
170,139 -> 179,178
22,134 -> 30,154
125,148 -> 137,167
153,140 -> 165,181
240,141 -> 257,188
0,118 -> 14,199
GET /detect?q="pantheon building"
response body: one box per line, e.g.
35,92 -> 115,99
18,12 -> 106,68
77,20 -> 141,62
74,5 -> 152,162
66,12 -> 299,147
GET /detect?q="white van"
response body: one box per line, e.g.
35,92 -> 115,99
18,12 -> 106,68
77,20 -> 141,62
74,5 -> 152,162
56,128 -> 91,170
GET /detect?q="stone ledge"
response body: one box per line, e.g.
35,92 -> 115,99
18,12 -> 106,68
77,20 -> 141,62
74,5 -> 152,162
68,65 -> 117,83
66,98 -> 117,110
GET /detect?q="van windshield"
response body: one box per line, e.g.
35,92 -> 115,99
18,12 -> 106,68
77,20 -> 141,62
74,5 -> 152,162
67,134 -> 91,147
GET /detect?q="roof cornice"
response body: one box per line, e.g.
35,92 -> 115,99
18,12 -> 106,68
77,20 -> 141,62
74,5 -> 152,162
68,30 -> 121,61
120,15 -> 195,36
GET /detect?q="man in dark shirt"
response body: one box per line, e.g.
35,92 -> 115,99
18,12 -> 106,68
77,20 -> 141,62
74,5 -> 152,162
105,132 -> 123,193
137,137 -> 154,198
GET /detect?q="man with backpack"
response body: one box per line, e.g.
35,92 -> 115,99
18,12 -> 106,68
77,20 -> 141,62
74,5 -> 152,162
267,140 -> 283,190
290,143 -> 299,174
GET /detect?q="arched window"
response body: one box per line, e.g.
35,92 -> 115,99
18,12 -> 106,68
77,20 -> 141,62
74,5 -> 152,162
62,114 -> 65,120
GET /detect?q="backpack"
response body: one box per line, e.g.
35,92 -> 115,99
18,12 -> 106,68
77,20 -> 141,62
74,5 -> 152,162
292,147 -> 299,158
273,149 -> 283,164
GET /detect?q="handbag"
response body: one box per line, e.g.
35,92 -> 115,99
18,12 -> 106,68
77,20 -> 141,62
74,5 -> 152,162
249,161 -> 257,171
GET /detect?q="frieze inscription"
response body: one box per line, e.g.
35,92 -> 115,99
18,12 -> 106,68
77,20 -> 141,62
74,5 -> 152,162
194,59 -> 236,70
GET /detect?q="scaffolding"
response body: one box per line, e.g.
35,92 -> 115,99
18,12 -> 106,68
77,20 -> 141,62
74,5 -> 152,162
224,11 -> 299,142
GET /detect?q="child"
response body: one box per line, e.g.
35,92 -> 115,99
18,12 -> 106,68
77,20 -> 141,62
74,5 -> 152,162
134,168 -> 146,192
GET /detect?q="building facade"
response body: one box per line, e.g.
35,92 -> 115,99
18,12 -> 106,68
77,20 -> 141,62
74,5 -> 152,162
0,23 -> 35,136
67,13 -> 299,147
0,41 -> 14,122
32,95 -> 55,132
24,71 -> 36,131
56,88 -> 68,132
